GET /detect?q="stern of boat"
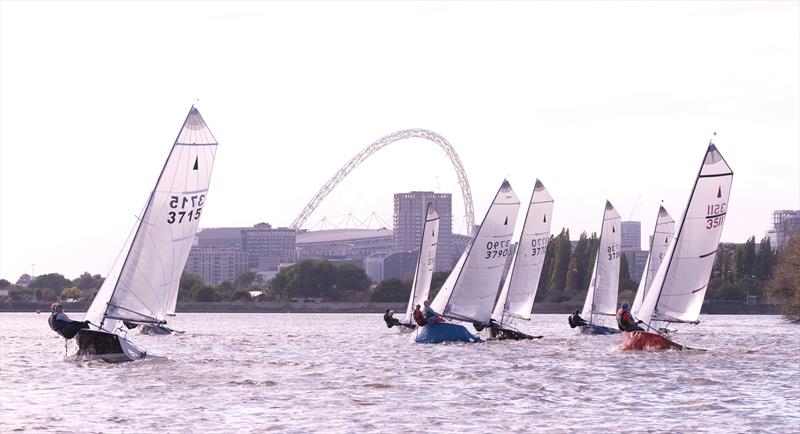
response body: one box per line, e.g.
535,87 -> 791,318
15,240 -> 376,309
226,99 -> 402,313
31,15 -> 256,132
75,329 -> 147,363
621,331 -> 683,351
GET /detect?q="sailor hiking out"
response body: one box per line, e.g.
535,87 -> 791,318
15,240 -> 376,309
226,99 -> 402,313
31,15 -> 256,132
48,303 -> 90,339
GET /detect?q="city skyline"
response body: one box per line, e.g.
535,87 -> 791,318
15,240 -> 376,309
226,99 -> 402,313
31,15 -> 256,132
1,2 -> 799,280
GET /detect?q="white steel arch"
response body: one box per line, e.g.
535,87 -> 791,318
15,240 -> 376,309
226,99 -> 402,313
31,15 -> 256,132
291,129 -> 476,236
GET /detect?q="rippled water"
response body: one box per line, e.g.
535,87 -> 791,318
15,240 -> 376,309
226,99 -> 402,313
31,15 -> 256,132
1,313 -> 798,433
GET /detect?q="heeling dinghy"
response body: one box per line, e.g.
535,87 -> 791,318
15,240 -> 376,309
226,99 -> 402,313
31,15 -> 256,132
488,179 -> 554,340
622,142 -> 733,351
415,180 -> 521,344
72,107 -> 219,362
387,203 -> 440,333
569,201 -> 622,335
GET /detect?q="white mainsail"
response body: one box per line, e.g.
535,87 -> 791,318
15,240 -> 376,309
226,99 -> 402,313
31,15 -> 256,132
404,204 -> 440,323
491,179 -> 554,325
630,206 -> 675,317
85,107 -> 218,332
637,143 -> 733,327
580,201 -> 622,322
431,180 -> 520,325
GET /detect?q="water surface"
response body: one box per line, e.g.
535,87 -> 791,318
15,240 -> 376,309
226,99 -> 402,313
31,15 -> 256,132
1,313 -> 798,433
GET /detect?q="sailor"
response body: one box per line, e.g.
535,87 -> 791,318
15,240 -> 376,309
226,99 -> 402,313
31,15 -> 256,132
423,300 -> 444,324
413,304 -> 427,326
48,303 -> 90,339
616,303 -> 643,332
568,310 -> 588,328
383,309 -> 401,328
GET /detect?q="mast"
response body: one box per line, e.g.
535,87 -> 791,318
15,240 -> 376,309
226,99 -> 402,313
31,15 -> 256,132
582,201 -> 609,324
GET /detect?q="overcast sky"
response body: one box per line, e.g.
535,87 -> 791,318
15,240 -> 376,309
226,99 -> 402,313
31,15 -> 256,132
1,1 -> 798,281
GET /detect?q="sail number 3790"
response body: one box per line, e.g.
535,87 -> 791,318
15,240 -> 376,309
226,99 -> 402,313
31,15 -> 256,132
167,194 -> 205,224
485,240 -> 511,259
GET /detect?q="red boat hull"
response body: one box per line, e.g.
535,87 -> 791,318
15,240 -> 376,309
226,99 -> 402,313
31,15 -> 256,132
621,331 -> 683,351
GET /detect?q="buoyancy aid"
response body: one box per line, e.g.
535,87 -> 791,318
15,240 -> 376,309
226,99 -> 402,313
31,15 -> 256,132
616,308 -> 635,331
48,313 -> 86,339
413,309 -> 427,326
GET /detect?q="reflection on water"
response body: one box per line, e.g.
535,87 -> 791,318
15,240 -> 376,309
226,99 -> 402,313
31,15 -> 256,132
1,313 -> 798,433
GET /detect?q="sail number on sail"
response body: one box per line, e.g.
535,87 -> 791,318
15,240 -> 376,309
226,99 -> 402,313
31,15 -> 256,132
607,243 -> 620,260
485,240 -> 511,259
167,194 -> 205,224
706,202 -> 727,229
531,236 -> 549,256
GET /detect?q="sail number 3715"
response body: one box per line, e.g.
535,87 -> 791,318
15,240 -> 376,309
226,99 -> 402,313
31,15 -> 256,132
167,194 -> 205,224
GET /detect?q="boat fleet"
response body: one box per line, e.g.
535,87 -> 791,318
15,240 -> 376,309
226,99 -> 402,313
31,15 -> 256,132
49,106 -> 733,362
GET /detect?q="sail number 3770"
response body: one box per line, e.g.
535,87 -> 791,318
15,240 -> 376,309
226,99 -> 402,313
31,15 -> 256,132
167,194 -> 205,224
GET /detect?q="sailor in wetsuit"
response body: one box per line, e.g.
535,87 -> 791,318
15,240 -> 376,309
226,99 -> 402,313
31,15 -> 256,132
383,309 -> 401,328
568,310 -> 588,328
423,300 -> 444,324
48,303 -> 90,339
616,303 -> 644,332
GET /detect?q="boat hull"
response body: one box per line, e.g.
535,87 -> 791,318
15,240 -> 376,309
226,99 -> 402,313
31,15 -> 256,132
415,322 -> 481,344
489,326 -> 542,340
621,331 -> 683,351
579,324 -> 621,335
141,324 -> 173,335
75,329 -> 146,363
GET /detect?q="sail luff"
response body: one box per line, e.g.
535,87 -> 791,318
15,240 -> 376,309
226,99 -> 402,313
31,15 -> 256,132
581,201 -> 621,322
631,206 -> 674,317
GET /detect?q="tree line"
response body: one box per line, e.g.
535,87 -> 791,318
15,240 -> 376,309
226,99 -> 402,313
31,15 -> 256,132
2,232 -> 797,322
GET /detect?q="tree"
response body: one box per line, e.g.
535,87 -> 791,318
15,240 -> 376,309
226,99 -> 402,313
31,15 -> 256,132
536,234 -> 556,299
234,271 -> 258,289
754,236 -> 775,280
427,271 -> 450,301
179,272 -> 205,301
565,232 -> 590,293
767,235 -> 800,322
0,279 -> 10,289
8,285 -> 33,301
193,286 -> 220,302
736,236 -> 756,278
29,273 -> 72,293
335,262 -> 371,293
546,228 -> 571,297
230,290 -> 252,301
370,278 -> 410,302
74,272 -> 104,291
60,287 -> 83,301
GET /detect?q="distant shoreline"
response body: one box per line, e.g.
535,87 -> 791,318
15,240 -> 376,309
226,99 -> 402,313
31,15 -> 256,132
0,301 -> 780,315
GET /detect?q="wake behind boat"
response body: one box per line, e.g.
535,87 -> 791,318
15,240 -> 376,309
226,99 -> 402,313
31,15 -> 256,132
488,179 -> 553,340
622,141 -> 733,351
416,179 -> 521,344
569,201 -> 622,335
56,107 -> 219,362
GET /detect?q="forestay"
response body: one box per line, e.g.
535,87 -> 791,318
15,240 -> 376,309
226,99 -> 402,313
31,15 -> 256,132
404,204 -> 440,323
580,201 -> 622,321
491,179 -> 554,325
431,180 -> 520,325
638,143 -> 733,326
631,206 -> 674,318
85,107 -> 218,332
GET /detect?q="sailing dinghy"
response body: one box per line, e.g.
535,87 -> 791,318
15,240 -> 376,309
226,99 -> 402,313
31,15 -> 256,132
488,179 -> 553,340
73,107 -> 218,362
415,180 -> 521,343
386,203 -> 440,332
569,201 -> 622,335
630,206 -> 674,320
622,142 -> 732,350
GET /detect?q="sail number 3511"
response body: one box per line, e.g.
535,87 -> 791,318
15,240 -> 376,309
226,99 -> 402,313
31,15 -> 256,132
167,194 -> 205,224
706,203 -> 727,229
485,240 -> 511,259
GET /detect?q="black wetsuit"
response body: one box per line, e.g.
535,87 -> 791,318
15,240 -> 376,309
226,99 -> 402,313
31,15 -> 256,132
568,312 -> 588,328
48,313 -> 89,339
383,312 -> 401,328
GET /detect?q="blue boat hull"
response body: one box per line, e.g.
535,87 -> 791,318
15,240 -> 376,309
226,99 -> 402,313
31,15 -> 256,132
580,324 -> 621,335
415,322 -> 481,343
